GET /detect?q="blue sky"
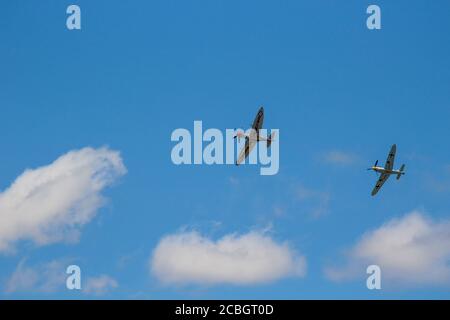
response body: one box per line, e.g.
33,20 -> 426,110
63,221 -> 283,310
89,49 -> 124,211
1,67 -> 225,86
1,0 -> 450,299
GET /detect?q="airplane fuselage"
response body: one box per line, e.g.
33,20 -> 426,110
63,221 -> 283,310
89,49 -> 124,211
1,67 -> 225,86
371,166 -> 404,176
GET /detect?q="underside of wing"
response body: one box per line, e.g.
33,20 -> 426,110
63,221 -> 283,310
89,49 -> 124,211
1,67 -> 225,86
236,138 -> 257,165
371,173 -> 390,196
384,144 -> 396,171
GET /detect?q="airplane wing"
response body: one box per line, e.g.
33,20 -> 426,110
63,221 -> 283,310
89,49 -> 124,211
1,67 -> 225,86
252,107 -> 264,131
371,173 -> 390,196
236,137 -> 257,165
384,144 -> 396,171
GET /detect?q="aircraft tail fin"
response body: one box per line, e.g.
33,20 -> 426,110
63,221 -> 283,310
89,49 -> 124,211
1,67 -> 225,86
266,131 -> 276,148
397,164 -> 405,180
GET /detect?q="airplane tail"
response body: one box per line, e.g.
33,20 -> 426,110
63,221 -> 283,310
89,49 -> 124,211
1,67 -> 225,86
266,132 -> 276,148
397,164 -> 405,180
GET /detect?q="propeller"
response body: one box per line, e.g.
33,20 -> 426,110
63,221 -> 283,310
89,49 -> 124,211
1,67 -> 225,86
367,160 -> 379,171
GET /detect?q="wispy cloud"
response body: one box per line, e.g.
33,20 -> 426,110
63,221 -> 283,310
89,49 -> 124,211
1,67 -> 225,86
150,230 -> 306,286
321,150 -> 359,166
295,184 -> 331,218
228,176 -> 240,186
5,259 -> 69,293
0,147 -> 126,253
424,165 -> 450,194
84,275 -> 118,295
4,259 -> 118,295
325,211 -> 450,287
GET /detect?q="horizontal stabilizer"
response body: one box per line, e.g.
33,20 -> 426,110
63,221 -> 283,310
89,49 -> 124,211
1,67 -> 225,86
397,164 -> 405,180
266,132 -> 276,148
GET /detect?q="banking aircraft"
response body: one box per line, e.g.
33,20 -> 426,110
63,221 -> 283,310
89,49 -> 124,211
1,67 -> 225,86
234,106 -> 275,165
368,144 -> 406,196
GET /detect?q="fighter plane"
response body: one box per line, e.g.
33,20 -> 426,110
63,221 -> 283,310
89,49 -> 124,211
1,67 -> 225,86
234,106 -> 275,165
368,144 -> 406,196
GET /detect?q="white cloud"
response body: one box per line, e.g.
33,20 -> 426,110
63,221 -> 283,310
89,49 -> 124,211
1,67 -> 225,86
84,275 -> 118,295
325,211 -> 450,287
0,147 -> 126,252
150,230 -> 306,286
5,259 -> 68,293
321,150 -> 358,166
